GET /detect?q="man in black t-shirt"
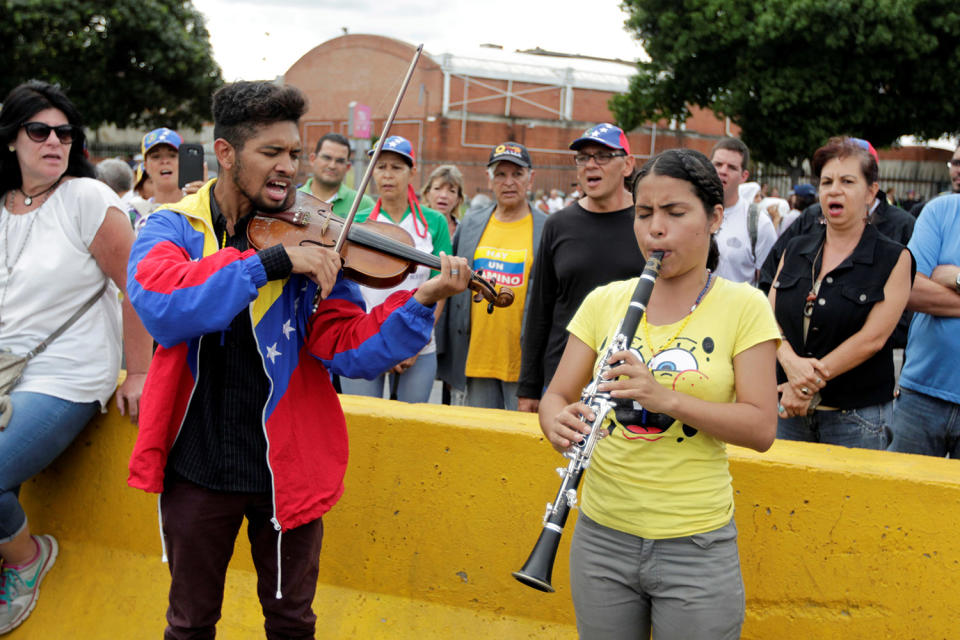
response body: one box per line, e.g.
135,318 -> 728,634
517,123 -> 644,412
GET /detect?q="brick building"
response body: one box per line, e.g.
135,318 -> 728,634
283,34 -> 735,204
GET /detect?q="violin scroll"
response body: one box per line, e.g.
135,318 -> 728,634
469,276 -> 514,314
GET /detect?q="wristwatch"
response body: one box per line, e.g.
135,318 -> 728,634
955,272 -> 960,294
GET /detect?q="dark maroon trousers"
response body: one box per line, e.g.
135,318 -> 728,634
160,478 -> 324,640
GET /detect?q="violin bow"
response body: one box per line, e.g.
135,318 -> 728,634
333,43 -> 424,253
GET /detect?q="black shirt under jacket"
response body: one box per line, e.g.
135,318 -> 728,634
167,196 -> 293,493
772,224 -> 914,410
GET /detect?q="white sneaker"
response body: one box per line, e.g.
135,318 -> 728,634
0,534 -> 58,634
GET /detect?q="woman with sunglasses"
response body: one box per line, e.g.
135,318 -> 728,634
0,80 -> 152,634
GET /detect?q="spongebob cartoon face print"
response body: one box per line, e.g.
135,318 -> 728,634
603,334 -> 716,443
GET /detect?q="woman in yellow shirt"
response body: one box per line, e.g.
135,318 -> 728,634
539,148 -> 779,639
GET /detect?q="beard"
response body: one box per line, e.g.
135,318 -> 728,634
231,154 -> 294,214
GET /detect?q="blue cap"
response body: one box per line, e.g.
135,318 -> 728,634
141,127 -> 182,156
369,135 -> 415,166
794,184 -> 816,198
569,123 -> 631,153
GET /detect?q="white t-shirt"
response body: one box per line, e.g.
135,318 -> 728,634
0,178 -> 123,406
714,192 -> 777,285
356,210 -> 437,354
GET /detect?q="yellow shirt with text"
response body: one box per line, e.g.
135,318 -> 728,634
568,276 -> 779,539
464,213 -> 534,381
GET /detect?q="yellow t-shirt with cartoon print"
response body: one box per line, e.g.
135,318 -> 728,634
568,276 -> 779,539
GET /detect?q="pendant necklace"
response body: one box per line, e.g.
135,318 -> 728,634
641,271 -> 714,356
2,202 -> 40,275
803,241 -> 825,319
18,176 -> 62,206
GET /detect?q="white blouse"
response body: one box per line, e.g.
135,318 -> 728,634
0,178 -> 123,406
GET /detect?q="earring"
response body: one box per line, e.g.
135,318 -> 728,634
6,145 -> 13,153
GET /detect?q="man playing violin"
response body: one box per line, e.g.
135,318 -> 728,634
125,80 -> 469,640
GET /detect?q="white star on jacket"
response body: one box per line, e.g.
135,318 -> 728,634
266,343 -> 282,363
282,319 -> 295,339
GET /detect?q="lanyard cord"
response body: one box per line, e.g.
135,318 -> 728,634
368,184 -> 428,239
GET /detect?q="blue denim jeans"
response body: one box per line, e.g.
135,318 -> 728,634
0,391 -> 99,542
339,352 -> 437,404
776,401 -> 892,450
889,387 -> 960,458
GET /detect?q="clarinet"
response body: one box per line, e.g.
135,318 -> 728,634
512,251 -> 664,593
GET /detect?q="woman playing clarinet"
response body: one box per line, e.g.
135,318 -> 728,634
539,148 -> 779,639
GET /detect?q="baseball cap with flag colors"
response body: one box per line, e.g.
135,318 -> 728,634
848,137 -> 879,164
141,127 -> 182,156
570,123 -> 631,154
368,135 -> 415,166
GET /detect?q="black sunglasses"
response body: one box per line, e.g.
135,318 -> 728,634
21,122 -> 77,145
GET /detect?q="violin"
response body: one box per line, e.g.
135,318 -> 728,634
246,190 -> 514,312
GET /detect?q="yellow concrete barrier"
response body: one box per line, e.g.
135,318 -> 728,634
9,393 -> 960,639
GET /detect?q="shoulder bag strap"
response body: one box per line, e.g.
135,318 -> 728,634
25,279 -> 109,360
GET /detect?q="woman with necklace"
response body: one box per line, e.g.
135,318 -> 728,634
769,137 -> 913,448
339,136 -> 451,402
539,148 -> 779,639
0,81 -> 153,634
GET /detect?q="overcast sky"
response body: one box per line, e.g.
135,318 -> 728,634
190,0 -> 647,81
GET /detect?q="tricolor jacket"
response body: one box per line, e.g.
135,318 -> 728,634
126,181 -> 435,530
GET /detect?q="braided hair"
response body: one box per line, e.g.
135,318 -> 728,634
632,148 -> 724,271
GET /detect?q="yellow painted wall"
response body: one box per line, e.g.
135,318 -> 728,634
10,395 -> 960,639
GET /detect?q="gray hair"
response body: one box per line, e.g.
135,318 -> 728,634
486,163 -> 531,180
96,158 -> 134,195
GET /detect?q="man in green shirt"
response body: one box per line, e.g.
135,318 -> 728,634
299,132 -> 375,216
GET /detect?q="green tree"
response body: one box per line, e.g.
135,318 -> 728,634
0,0 -> 223,130
611,0 -> 960,167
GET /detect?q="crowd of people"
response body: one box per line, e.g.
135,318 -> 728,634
2,72 -> 960,639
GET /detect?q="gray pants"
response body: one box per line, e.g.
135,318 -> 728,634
570,514 -> 744,640
464,377 -> 519,411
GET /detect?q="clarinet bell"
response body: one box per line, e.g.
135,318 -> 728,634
512,526 -> 562,593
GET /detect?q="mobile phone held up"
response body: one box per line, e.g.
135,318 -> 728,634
178,143 -> 205,189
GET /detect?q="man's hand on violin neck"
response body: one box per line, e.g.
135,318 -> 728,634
414,253 -> 471,306
288,245 -> 342,300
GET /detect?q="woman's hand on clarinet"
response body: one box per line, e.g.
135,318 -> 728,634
777,383 -> 811,418
597,349 -> 672,414
544,401 -> 595,453
414,253 -> 471,306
